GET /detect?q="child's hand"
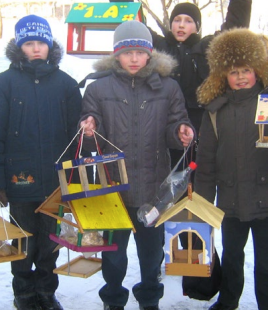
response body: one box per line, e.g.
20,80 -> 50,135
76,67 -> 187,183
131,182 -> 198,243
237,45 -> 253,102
178,124 -> 194,147
80,116 -> 96,137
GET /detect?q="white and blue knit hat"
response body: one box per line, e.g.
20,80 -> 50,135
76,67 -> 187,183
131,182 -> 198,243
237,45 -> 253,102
15,15 -> 53,48
113,20 -> 153,56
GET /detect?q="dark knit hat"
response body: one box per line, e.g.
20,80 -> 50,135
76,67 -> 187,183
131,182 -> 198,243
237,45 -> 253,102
15,15 -> 53,48
170,2 -> 201,31
197,28 -> 268,104
113,20 -> 153,56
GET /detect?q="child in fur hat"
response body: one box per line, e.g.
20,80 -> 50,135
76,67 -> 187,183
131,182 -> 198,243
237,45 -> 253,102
0,14 -> 82,310
79,20 -> 195,310
195,28 -> 268,310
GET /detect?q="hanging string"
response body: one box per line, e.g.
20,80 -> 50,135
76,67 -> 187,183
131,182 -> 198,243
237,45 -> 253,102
55,126 -> 85,164
172,142 -> 192,175
93,131 -> 113,186
78,126 -> 85,158
68,130 -> 84,185
0,204 -> 9,249
92,130 -> 123,153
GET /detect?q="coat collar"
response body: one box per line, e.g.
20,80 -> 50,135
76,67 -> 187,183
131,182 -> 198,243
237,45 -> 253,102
78,50 -> 177,88
206,82 -> 263,113
5,38 -> 63,68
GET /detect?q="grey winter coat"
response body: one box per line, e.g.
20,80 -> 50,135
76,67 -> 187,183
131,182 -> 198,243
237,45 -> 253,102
80,51 -> 194,208
0,39 -> 82,202
195,83 -> 268,221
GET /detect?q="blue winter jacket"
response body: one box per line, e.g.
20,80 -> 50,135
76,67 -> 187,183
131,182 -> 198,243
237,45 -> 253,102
0,40 -> 82,202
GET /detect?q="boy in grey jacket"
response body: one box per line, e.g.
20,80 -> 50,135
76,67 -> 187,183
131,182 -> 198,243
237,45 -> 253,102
80,20 -> 194,310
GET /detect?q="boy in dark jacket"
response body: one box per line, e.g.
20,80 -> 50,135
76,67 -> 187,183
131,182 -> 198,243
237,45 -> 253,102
0,15 -> 82,310
79,20 -> 194,310
149,0 -> 252,167
195,28 -> 268,310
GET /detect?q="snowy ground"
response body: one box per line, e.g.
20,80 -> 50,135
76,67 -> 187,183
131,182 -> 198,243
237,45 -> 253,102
0,203 -> 258,310
0,16 -> 258,310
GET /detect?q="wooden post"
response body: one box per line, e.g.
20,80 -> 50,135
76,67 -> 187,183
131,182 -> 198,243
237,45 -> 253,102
187,183 -> 193,220
187,231 -> 192,264
118,159 -> 128,184
259,124 -> 264,142
108,230 -> 113,245
56,205 -> 64,236
96,163 -> 108,188
78,165 -> 89,192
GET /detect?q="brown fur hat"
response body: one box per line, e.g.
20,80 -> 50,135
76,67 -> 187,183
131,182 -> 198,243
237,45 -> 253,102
197,28 -> 268,104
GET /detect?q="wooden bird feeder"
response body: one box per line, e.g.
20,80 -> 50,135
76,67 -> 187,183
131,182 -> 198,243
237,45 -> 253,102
0,216 -> 32,263
255,93 -> 268,147
155,186 -> 224,278
65,2 -> 145,58
35,151 -> 134,278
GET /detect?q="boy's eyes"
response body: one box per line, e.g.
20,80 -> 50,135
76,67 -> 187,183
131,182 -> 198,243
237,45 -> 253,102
123,51 -> 146,56
174,18 -> 194,23
24,41 -> 45,46
229,68 -> 252,75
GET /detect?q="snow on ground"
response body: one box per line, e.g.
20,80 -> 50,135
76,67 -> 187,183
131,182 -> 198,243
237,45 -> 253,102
0,205 -> 258,310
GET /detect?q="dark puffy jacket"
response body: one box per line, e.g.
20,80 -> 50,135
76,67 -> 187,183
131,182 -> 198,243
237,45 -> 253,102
149,0 -> 252,131
0,40 -> 82,202
80,51 -> 194,208
195,83 -> 268,221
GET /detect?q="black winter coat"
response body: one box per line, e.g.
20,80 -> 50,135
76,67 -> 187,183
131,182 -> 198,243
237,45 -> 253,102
195,83 -> 268,222
80,51 -> 194,208
0,40 -> 82,202
149,0 -> 252,131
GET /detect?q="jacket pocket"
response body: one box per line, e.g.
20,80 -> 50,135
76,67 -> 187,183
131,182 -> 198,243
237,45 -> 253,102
216,172 -> 236,211
5,154 -> 40,198
216,172 -> 234,187
256,170 -> 268,209
9,97 -> 25,137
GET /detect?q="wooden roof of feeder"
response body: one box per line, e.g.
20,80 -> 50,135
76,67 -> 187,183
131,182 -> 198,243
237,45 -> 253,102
36,184 -> 135,233
155,192 -> 224,229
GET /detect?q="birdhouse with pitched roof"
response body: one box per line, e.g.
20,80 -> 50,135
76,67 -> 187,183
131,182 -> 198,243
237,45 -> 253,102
65,2 -> 145,58
155,190 -> 224,277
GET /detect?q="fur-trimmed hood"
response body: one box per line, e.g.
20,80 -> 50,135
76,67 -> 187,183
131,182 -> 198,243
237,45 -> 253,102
197,28 -> 268,105
78,50 -> 177,88
95,50 -> 176,78
5,38 -> 64,67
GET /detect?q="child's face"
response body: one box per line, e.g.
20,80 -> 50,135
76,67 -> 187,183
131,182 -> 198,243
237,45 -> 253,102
171,14 -> 197,42
116,50 -> 150,75
227,66 -> 257,90
21,41 -> 49,61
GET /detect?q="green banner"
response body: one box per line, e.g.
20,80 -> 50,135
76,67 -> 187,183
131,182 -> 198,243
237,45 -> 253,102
65,2 -> 143,23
